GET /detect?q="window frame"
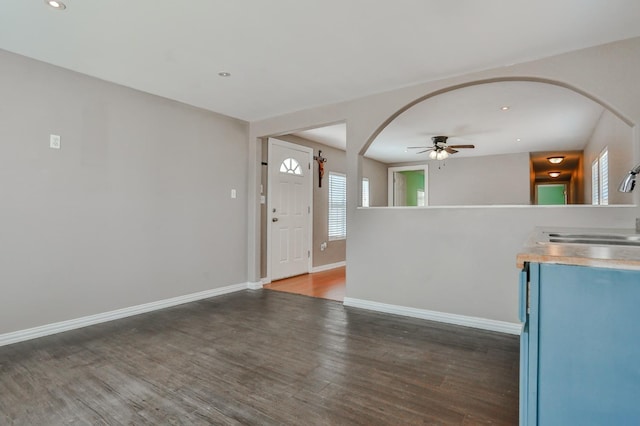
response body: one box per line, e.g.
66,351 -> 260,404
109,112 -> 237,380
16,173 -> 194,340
362,177 -> 370,207
328,172 -> 347,241
591,147 -> 608,205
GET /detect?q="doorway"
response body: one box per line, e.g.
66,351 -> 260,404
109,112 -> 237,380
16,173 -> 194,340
536,183 -> 567,205
267,138 -> 313,281
388,165 -> 428,206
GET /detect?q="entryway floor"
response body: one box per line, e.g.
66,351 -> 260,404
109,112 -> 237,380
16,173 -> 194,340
264,266 -> 345,301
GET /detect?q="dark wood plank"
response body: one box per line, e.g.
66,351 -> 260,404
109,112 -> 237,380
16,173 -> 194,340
0,290 -> 519,425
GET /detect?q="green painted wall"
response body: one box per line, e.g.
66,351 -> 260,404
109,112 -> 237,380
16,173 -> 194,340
538,184 -> 566,205
399,170 -> 424,206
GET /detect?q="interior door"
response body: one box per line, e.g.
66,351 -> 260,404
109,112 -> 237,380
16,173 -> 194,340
268,139 -> 312,281
393,172 -> 407,206
388,165 -> 428,206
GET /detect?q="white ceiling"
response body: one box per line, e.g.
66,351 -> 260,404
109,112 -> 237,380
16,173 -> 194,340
365,81 -> 607,163
2,1 -> 640,121
292,123 -> 346,151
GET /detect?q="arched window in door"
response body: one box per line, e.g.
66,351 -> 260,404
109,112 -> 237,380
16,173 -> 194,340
279,158 -> 303,175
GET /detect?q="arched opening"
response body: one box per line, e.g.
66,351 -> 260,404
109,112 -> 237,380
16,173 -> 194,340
359,78 -> 635,207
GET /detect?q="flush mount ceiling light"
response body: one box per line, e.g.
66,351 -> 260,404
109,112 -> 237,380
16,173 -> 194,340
516,138 -> 522,142
547,156 -> 565,164
45,0 -> 66,9
218,72 -> 231,77
501,106 -> 510,111
548,171 -> 561,178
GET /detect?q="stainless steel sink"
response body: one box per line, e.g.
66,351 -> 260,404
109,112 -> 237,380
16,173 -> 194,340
543,232 -> 640,247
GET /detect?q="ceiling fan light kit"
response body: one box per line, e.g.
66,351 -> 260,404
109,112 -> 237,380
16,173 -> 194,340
408,136 -> 475,164
429,150 -> 449,160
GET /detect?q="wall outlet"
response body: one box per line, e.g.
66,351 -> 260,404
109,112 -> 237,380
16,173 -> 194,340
320,242 -> 327,251
231,189 -> 237,199
49,134 -> 61,149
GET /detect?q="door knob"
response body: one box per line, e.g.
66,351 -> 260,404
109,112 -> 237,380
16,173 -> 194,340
272,218 -> 279,222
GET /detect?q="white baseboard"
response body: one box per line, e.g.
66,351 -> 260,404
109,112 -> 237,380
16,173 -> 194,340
343,297 -> 522,335
0,282 -> 250,347
247,281 -> 264,290
311,261 -> 346,273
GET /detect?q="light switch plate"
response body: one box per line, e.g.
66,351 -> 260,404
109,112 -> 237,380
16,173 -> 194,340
231,189 -> 237,199
50,134 -> 61,149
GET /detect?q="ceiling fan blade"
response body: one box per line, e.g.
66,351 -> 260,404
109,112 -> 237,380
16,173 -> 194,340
406,146 -> 430,149
448,144 -> 475,149
416,149 -> 433,154
445,147 -> 458,154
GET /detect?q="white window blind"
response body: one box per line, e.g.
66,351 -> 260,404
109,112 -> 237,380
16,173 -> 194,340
592,147 -> 609,205
328,172 -> 347,240
592,160 -> 599,205
362,178 -> 370,207
599,148 -> 609,205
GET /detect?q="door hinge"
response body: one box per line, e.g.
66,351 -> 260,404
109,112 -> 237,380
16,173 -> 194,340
308,250 -> 310,258
308,206 -> 310,214
308,162 -> 311,170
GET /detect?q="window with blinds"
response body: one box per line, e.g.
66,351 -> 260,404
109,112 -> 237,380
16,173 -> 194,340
592,160 -> 599,205
599,148 -> 609,205
591,147 -> 609,205
362,178 -> 370,207
328,172 -> 347,240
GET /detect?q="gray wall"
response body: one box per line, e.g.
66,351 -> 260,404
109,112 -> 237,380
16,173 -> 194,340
583,109 -> 634,204
249,37 -> 640,324
260,134 -> 387,276
362,156 -> 388,207
0,49 -> 249,335
425,152 -> 531,206
373,152 -> 530,206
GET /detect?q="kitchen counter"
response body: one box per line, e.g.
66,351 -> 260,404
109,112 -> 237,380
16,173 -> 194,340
516,226 -> 640,270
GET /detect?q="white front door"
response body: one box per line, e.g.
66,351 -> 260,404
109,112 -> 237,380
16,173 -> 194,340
268,139 -> 312,281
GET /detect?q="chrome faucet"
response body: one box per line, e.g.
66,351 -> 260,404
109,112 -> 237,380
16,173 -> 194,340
618,164 -> 640,233
618,163 -> 640,193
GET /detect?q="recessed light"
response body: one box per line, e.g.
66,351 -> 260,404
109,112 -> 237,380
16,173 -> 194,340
548,171 -> 561,178
547,156 -> 565,164
218,72 -> 231,77
501,106 -> 510,111
45,0 -> 66,9
516,138 -> 521,142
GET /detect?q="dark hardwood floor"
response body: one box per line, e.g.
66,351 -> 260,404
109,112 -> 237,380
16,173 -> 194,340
0,290 -> 519,425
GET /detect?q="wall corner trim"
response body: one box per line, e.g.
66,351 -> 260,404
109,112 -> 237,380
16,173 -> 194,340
343,297 -> 522,335
311,261 -> 346,273
247,281 -> 264,290
0,282 -> 249,348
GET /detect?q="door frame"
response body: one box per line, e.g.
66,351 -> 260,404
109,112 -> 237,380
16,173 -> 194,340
266,138 -> 314,283
535,182 -> 568,205
387,165 -> 429,206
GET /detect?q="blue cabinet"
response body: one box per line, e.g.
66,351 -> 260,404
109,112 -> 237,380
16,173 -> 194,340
520,262 -> 640,425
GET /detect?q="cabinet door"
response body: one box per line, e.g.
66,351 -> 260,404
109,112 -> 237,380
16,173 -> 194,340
536,263 -> 640,425
520,322 -> 529,426
519,267 -> 531,426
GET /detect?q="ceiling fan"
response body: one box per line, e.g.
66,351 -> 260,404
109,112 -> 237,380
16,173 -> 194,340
407,135 -> 475,160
